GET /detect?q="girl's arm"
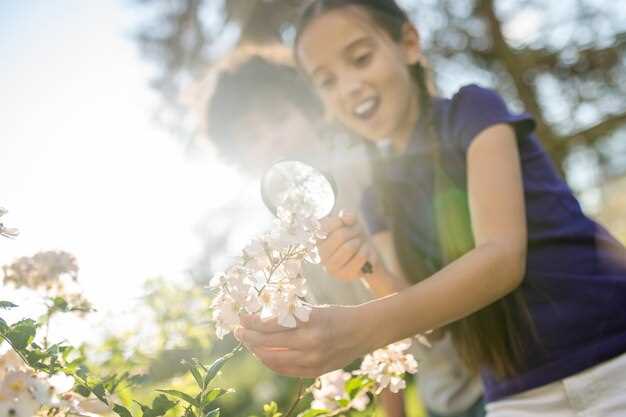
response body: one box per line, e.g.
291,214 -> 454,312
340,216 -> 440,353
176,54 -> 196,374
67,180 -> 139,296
359,123 -> 527,350
236,123 -> 527,378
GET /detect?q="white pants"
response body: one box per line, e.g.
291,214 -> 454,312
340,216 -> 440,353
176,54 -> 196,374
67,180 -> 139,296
486,351 -> 626,417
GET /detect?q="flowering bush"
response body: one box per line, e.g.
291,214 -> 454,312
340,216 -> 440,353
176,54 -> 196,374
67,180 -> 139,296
208,183 -> 423,416
1,177 -> 425,417
0,349 -> 80,416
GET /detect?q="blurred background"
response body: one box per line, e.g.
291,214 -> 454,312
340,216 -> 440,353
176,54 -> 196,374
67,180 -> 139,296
1,0 -> 624,416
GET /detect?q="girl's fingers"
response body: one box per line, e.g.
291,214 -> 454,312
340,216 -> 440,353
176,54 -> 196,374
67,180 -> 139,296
319,211 -> 357,234
252,347 -> 319,378
319,216 -> 346,235
239,314 -> 286,333
341,241 -> 370,278
326,237 -> 363,275
338,210 -> 357,226
236,327 -> 305,350
318,225 -> 361,261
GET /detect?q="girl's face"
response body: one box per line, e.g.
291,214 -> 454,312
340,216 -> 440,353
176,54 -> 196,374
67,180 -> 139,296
297,7 -> 422,149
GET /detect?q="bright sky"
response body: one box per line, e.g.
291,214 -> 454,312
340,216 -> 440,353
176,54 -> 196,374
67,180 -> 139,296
0,1 -> 254,343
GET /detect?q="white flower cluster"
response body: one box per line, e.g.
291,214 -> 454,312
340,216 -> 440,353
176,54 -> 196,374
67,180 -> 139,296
210,187 -> 326,339
310,370 -> 369,412
0,350 -> 88,417
309,339 -> 419,414
0,207 -> 19,239
210,171 -> 421,413
355,338 -> 419,394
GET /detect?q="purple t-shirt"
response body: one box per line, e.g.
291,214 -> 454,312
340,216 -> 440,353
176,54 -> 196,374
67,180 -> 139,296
361,84 -> 626,401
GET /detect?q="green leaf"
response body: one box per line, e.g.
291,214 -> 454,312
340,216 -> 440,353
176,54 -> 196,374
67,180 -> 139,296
51,296 -> 69,312
189,362 -> 204,388
156,389 -> 202,408
203,388 -> 233,404
192,357 -> 209,373
92,383 -> 108,404
298,410 -> 328,417
134,401 -> 152,417
263,402 -> 279,417
76,364 -> 89,380
345,376 -> 366,399
203,352 -> 235,388
151,394 -> 178,416
204,408 -> 220,417
183,405 -> 197,417
75,384 -> 91,397
0,301 -> 18,309
336,399 -> 349,407
113,404 -> 133,417
6,319 -> 37,349
0,317 -> 8,333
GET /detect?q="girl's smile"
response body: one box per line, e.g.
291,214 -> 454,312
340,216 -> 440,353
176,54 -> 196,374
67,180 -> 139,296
297,7 -> 423,152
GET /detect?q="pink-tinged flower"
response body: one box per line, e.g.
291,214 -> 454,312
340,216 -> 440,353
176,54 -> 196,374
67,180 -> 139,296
211,292 -> 240,339
311,370 -> 370,412
209,171 -> 330,337
0,393 -> 40,417
0,350 -> 28,380
355,339 -> 419,394
243,239 -> 273,270
47,373 -> 75,395
276,297 -> 311,328
0,370 -> 32,398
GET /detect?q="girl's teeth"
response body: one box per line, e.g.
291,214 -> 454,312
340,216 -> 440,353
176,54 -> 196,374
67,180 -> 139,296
355,99 -> 375,116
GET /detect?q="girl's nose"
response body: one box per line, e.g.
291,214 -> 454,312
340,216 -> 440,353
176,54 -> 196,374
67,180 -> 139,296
339,76 -> 364,100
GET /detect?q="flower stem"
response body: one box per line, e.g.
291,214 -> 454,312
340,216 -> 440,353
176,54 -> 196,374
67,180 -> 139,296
284,378 -> 306,417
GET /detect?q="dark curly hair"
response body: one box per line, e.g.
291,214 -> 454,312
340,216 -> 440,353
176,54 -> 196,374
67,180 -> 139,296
206,47 -> 323,159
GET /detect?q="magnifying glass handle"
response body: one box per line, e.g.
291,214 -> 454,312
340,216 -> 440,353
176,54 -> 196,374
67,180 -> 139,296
361,261 -> 373,274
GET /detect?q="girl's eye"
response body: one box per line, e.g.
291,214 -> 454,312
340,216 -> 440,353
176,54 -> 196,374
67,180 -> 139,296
318,76 -> 336,90
354,52 -> 372,67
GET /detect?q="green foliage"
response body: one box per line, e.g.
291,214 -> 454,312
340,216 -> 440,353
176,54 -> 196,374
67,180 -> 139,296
0,301 -> 18,309
0,276 -> 372,417
114,404 -> 135,417
135,394 -> 179,417
3,318 -> 37,349
345,376 -> 366,400
157,389 -> 203,408
298,409 -> 327,417
263,401 -> 282,417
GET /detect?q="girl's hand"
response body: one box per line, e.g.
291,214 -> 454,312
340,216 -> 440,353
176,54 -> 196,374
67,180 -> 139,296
235,305 -> 370,378
318,211 -> 386,282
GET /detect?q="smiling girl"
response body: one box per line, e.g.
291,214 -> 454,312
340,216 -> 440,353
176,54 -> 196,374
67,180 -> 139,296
235,1 -> 626,415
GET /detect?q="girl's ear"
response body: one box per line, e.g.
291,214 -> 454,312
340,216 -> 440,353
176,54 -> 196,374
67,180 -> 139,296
400,22 -> 423,65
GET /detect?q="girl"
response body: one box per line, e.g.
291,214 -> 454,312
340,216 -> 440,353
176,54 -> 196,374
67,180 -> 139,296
235,1 -> 626,415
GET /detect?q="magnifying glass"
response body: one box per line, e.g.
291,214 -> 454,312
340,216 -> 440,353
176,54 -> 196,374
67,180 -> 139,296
261,160 -> 373,274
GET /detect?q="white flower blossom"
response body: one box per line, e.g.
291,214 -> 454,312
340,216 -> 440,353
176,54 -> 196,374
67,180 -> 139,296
209,180 -> 325,338
355,339 -> 419,394
211,292 -> 241,339
311,370 -> 369,412
0,394 -> 40,417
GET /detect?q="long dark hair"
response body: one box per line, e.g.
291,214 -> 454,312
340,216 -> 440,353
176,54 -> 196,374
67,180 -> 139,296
294,0 -> 535,379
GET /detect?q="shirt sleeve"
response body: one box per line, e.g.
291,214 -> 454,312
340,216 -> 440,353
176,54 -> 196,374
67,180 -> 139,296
360,186 -> 387,234
449,84 -> 536,152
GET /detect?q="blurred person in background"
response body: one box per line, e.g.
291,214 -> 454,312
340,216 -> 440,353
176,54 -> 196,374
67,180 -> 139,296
200,45 -> 485,417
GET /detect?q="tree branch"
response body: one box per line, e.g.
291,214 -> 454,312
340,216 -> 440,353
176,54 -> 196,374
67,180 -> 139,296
475,0 -> 560,143
557,112 -> 626,149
